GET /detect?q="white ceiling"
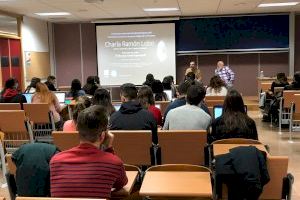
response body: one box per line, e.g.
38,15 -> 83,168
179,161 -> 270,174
0,0 -> 299,22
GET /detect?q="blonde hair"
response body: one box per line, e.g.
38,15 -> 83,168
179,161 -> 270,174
195,69 -> 202,80
35,83 -> 56,105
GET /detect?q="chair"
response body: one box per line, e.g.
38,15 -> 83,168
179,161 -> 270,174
52,131 -> 79,151
57,86 -> 71,92
0,103 -> 21,110
16,198 -> 106,200
147,164 -> 211,173
205,96 -> 226,101
205,99 -> 224,108
260,82 -> 272,93
278,90 -> 300,132
211,138 -> 262,145
155,101 -> 170,116
23,103 -> 55,142
157,130 -> 207,165
0,110 -> 33,179
109,130 -> 153,166
273,87 -> 284,95
289,94 -> 300,142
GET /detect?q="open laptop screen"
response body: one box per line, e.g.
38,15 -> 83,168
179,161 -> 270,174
23,93 -> 33,103
54,92 -> 66,103
213,105 -> 248,119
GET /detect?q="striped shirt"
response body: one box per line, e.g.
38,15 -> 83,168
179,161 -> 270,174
50,143 -> 128,198
215,66 -> 235,87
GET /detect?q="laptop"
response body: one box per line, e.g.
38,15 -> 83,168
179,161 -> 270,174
155,104 -> 161,109
213,105 -> 248,119
23,93 -> 33,103
114,104 -> 121,111
54,92 -> 66,106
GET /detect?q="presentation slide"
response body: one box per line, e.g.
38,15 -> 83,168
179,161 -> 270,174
96,23 -> 176,85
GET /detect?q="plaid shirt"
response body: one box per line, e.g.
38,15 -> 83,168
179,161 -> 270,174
215,66 -> 235,87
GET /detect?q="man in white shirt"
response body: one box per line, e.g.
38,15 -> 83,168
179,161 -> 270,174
163,84 -> 211,130
215,61 -> 235,87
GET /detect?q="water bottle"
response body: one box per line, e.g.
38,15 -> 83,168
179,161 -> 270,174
260,70 -> 264,78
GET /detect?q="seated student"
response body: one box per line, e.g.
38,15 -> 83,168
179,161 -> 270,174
206,75 -> 227,96
24,77 -> 41,93
66,79 -> 85,99
270,72 -> 289,93
138,85 -> 162,126
143,73 -> 155,87
151,79 -> 169,101
110,83 -> 158,144
163,84 -> 211,130
12,143 -> 59,197
93,88 -> 115,116
44,75 -> 57,91
0,78 -> 26,103
50,105 -> 128,198
284,71 -> 300,90
32,83 -> 63,129
63,102 -> 86,131
163,80 -> 210,125
83,76 -> 98,95
209,89 -> 258,144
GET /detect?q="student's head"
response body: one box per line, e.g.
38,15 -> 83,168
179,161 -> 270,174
137,86 -> 155,108
29,77 -> 41,88
294,71 -> 300,83
71,79 -> 82,91
86,76 -> 96,84
162,76 -> 172,90
178,81 -> 192,96
217,61 -> 224,69
4,78 -> 17,89
185,72 -> 195,82
76,96 -> 92,108
93,88 -> 111,106
190,61 -> 196,69
146,73 -> 154,82
223,89 -> 246,114
47,75 -> 56,84
276,73 -> 287,83
209,76 -> 225,90
77,105 -> 108,144
72,102 -> 87,123
186,84 -> 206,106
36,82 -> 49,93
94,76 -> 100,85
151,80 -> 164,93
120,83 -> 137,102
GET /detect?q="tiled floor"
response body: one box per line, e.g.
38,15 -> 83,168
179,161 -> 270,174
0,110 -> 298,199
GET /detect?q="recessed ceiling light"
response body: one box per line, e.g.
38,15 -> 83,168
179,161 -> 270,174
258,2 -> 299,7
35,12 -> 71,16
143,7 -> 179,12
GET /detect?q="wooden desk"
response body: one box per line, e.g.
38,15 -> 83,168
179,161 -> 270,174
139,171 -> 212,198
112,171 -> 138,196
213,144 -> 268,156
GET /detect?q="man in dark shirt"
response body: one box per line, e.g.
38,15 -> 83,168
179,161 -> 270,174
284,71 -> 300,90
110,83 -> 158,144
44,75 -> 57,91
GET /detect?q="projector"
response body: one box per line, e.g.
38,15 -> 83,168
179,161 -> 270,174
84,0 -> 104,3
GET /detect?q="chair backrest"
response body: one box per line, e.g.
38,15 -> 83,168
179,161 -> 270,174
260,156 -> 289,199
205,100 -> 224,107
211,138 -> 262,145
282,90 -> 300,108
0,110 -> 27,133
155,101 -> 170,116
23,103 -> 51,123
6,154 -> 16,176
110,130 -> 152,166
260,82 -> 272,92
124,164 -> 140,171
158,130 -> 207,165
0,103 -> 21,110
293,94 -> 300,114
52,131 -> 80,151
57,86 -> 71,92
16,197 -> 105,200
147,164 -> 211,172
205,96 -> 226,101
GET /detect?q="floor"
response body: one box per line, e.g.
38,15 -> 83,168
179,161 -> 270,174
0,110 -> 299,199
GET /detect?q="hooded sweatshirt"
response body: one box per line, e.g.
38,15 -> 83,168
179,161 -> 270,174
109,100 -> 158,144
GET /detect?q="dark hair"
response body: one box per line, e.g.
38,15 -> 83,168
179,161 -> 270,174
162,76 -> 172,90
47,75 -> 56,81
86,76 -> 96,85
72,102 -> 86,123
70,79 -> 82,98
208,76 -> 226,93
275,73 -> 288,84
29,77 -> 41,88
186,84 -> 206,106
138,86 -> 155,108
222,89 -> 253,132
120,83 -> 137,100
143,73 -> 155,86
178,80 -> 192,95
94,76 -> 100,84
5,78 -> 16,89
77,105 -> 108,143
294,71 -> 300,83
93,88 -> 115,115
151,80 -> 168,101
185,72 -> 195,82
76,96 -> 92,108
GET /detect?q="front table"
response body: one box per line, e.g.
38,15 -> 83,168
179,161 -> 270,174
139,171 -> 212,198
